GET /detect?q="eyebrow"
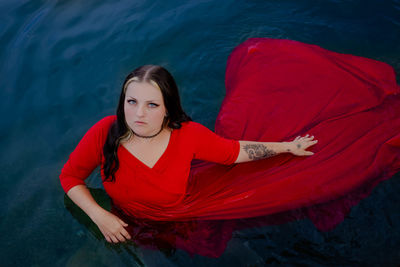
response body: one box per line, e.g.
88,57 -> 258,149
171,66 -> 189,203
126,96 -> 161,103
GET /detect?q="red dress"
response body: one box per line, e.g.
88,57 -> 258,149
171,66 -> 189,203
60,118 -> 240,217
61,38 -> 400,235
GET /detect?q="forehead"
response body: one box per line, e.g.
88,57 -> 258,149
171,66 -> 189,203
125,81 -> 163,100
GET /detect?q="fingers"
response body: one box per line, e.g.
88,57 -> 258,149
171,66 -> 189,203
294,134 -> 315,141
102,221 -> 131,244
118,218 -> 129,227
110,235 -> 120,243
104,235 -> 112,243
102,232 -> 120,243
304,134 -> 314,140
295,135 -> 317,144
115,233 -> 128,242
303,140 -> 318,149
120,228 -> 132,240
116,218 -> 131,240
105,232 -> 128,243
295,150 -> 314,156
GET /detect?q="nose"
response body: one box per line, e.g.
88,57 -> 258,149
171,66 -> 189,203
136,104 -> 146,117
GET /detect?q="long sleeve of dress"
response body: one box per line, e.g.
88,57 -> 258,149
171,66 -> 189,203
189,122 -> 240,165
59,116 -> 116,193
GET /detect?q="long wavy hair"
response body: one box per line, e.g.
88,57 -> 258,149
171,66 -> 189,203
102,65 -> 192,182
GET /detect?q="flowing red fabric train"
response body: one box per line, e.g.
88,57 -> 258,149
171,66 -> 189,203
188,38 -> 400,230
109,38 -> 400,232
68,38 -> 400,258
63,38 -> 400,240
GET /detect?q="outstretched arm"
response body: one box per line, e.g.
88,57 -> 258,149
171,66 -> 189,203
235,134 -> 317,163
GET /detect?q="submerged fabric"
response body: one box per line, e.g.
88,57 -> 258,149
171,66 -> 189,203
60,118 -> 240,209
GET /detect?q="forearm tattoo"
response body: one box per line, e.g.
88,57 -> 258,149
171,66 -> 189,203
243,144 -> 277,160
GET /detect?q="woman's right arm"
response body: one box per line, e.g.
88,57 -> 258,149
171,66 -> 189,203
67,185 -> 131,243
60,116 -> 130,243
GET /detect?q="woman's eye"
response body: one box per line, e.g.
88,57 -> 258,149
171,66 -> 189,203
148,103 -> 159,108
127,99 -> 136,104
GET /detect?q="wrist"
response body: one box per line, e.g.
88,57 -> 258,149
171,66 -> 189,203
281,141 -> 293,154
88,205 -> 107,223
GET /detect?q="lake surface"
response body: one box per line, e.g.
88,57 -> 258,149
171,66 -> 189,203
1,0 -> 400,266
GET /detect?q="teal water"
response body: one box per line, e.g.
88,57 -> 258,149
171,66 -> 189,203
1,0 -> 400,266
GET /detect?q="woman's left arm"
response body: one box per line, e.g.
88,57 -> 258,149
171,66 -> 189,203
235,134 -> 318,163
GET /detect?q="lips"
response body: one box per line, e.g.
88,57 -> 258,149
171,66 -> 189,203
134,121 -> 146,124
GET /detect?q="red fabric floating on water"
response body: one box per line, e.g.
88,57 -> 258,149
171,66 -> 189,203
132,38 -> 400,228
112,38 -> 400,257
189,38 -> 400,230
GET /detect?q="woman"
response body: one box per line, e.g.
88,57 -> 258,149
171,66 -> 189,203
60,64 -> 317,244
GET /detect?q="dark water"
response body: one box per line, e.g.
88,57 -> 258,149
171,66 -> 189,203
1,0 -> 400,266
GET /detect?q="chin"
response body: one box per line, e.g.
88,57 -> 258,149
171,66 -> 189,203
132,127 -> 147,134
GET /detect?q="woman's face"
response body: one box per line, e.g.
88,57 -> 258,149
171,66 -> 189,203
124,81 -> 167,136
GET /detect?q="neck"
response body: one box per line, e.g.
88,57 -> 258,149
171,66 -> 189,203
132,126 -> 164,139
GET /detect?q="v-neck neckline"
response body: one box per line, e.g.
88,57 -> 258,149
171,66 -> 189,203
120,129 -> 175,171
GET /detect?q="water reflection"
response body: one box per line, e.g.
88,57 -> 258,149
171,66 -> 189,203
64,187 -> 307,258
64,188 -> 235,258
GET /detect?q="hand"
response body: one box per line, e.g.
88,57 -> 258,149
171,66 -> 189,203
91,209 -> 132,243
287,134 -> 318,156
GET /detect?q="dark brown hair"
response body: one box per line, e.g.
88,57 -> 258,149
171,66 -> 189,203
102,65 -> 191,182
